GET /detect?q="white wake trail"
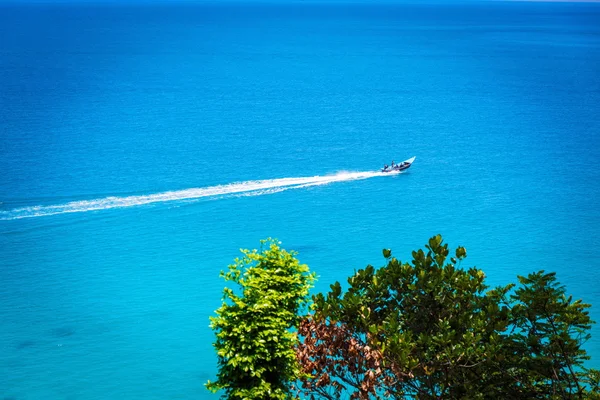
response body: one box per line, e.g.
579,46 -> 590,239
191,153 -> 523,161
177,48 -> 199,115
0,171 -> 387,220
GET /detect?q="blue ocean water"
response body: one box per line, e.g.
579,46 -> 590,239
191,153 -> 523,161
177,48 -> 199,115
1,1 -> 599,398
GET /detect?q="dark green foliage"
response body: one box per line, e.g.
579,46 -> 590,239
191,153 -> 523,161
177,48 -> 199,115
507,271 -> 598,398
207,239 -> 315,400
298,235 -> 599,399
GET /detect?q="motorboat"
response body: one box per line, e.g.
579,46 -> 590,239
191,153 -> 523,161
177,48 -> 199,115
381,156 -> 416,173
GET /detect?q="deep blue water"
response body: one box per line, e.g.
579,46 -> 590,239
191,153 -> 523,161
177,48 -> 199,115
1,1 -> 600,398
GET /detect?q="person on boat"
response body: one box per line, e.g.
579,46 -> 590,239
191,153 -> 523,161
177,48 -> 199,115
383,164 -> 388,170
391,160 -> 395,167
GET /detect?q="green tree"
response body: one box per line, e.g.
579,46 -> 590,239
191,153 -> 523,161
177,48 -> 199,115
297,235 -> 599,399
207,239 -> 315,400
506,271 -> 599,399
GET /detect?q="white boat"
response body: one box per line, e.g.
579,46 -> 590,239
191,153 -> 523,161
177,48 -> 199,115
381,156 -> 416,173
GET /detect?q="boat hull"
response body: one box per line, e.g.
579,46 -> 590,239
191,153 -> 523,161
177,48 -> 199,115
381,156 -> 416,173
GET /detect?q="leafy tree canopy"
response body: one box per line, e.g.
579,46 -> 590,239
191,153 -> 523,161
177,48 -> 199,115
207,239 -> 316,400
297,235 -> 600,399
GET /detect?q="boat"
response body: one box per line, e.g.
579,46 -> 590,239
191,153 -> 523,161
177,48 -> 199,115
381,156 -> 416,173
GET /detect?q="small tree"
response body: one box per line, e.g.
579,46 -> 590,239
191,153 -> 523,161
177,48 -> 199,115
207,239 -> 315,400
507,271 -> 598,399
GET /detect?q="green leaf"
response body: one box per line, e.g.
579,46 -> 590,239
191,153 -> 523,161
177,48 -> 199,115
456,246 -> 467,259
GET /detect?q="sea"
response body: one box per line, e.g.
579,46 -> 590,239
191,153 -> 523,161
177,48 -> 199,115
1,0 -> 599,398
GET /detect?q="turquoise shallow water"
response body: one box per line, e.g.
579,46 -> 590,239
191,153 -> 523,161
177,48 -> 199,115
1,1 -> 600,398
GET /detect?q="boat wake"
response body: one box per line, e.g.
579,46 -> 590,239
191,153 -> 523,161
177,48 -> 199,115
0,171 -> 392,220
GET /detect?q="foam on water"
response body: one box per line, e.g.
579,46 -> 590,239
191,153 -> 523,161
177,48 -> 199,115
0,171 -> 393,220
